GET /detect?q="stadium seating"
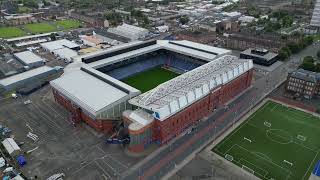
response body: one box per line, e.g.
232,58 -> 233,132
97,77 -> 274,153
104,54 -> 202,80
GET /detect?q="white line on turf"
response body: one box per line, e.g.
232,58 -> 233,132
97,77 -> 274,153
303,151 -> 319,180
239,158 -> 268,177
218,102 -> 270,148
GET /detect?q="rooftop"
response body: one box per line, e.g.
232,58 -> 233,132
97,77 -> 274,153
89,40 -> 231,69
0,66 -> 54,87
290,69 -> 320,83
241,48 -> 278,61
129,55 -> 253,120
41,39 -> 79,52
50,66 -> 140,117
14,51 -> 44,65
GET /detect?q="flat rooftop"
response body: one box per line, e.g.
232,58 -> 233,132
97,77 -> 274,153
241,48 -> 278,61
50,67 -> 140,117
14,51 -> 44,65
0,66 -> 54,87
41,39 -> 79,52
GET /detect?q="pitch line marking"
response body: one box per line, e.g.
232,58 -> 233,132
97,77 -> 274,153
252,152 -> 272,162
94,160 -> 112,178
270,103 -> 278,112
265,129 -> 293,145
218,101 -> 270,148
239,158 -> 268,177
235,144 -> 292,177
303,151 -> 319,180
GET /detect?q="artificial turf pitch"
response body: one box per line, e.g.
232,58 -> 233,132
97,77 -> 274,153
122,67 -> 179,93
0,27 -> 26,38
24,23 -> 57,34
213,100 -> 320,180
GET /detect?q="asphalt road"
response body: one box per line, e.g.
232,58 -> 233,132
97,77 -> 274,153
121,44 -> 320,180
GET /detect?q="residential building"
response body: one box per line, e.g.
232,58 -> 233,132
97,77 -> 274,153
286,69 -> 320,99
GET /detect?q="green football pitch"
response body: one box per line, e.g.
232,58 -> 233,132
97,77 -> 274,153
213,100 -> 320,180
0,27 -> 26,38
24,23 -> 57,34
122,67 -> 179,93
55,20 -> 81,30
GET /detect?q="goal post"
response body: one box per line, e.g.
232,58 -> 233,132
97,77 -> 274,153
225,154 -> 234,162
264,121 -> 271,128
242,165 -> 255,175
297,135 -> 307,141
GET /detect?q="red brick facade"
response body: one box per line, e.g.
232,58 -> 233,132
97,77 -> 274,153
52,88 -> 114,133
52,68 -> 253,153
153,69 -> 253,145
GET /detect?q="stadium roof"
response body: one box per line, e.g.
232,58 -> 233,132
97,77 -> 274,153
41,39 -> 79,52
88,40 -> 231,69
0,66 -> 54,87
50,66 -> 140,118
14,51 -> 45,66
129,55 -> 253,120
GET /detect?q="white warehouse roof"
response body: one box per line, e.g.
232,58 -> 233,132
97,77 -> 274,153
53,48 -> 78,61
50,66 -> 140,118
2,138 -> 20,155
41,39 -> 79,52
107,23 -> 149,40
0,66 -> 54,87
129,55 -> 253,120
14,51 -> 45,66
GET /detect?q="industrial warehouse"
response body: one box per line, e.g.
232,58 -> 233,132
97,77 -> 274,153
50,40 -> 253,153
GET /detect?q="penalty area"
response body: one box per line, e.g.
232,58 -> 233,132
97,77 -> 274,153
243,137 -> 252,143
283,160 -> 293,166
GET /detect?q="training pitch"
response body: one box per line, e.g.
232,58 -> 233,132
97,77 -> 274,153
55,20 -> 81,30
24,23 -> 57,34
0,27 -> 26,38
122,66 -> 179,93
213,100 -> 320,180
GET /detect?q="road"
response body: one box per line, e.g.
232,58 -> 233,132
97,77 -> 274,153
120,44 -> 319,180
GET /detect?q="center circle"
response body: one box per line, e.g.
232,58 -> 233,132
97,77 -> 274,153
266,129 -> 292,144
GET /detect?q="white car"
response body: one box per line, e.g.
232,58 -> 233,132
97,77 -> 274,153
24,100 -> 32,105
47,173 -> 65,180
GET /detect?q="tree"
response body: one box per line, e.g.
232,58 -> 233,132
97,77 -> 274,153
288,43 -> 301,53
49,33 -> 56,41
278,49 -> 289,61
315,63 -> 320,72
303,36 -> 314,46
282,16 -> 293,28
179,15 -> 189,25
317,50 -> 320,59
300,56 -> 315,71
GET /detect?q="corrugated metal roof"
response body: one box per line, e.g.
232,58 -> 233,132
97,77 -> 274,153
50,69 -> 133,117
129,55 -> 253,120
14,51 -> 44,65
40,39 -> 79,52
0,66 -> 54,87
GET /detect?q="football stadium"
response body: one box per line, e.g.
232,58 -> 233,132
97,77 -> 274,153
214,100 -> 320,180
50,40 -> 253,152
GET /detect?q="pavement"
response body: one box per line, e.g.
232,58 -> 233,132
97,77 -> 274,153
121,43 -> 320,180
0,86 -> 144,180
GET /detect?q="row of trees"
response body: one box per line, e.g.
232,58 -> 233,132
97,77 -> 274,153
300,56 -> 320,72
278,36 -> 314,61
